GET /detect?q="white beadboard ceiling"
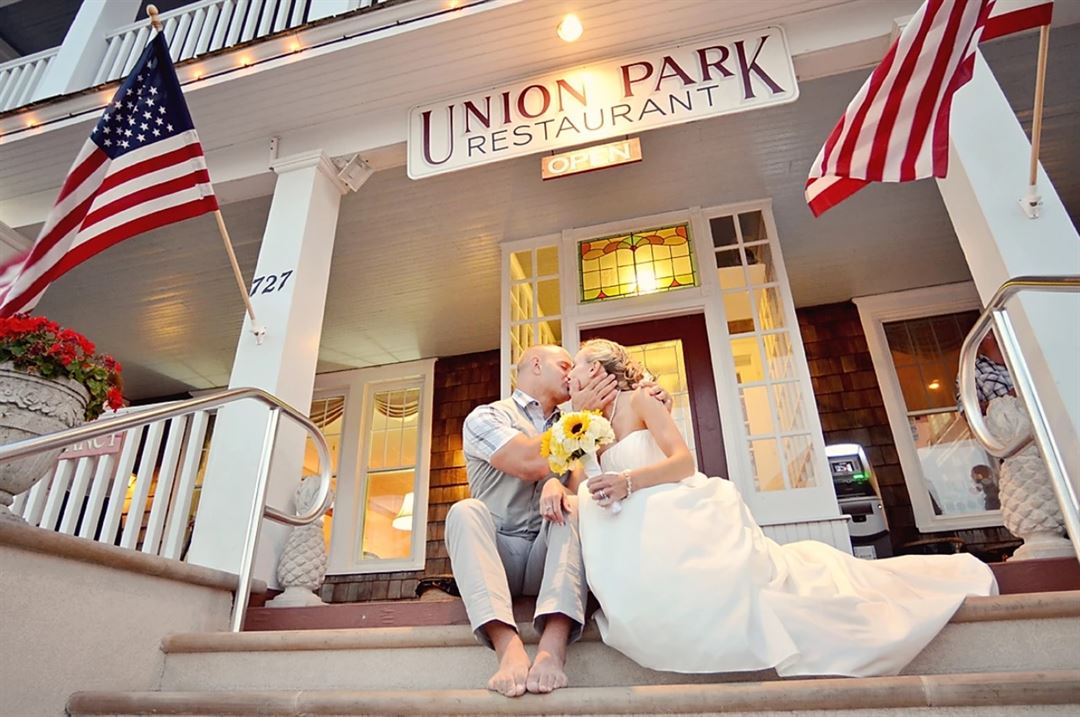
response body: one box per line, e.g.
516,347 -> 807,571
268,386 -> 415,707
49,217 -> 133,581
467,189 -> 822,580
11,23 -> 1080,401
0,0 -> 881,204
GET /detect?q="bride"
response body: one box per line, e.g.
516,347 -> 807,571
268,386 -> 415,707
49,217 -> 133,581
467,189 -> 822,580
568,338 -> 997,678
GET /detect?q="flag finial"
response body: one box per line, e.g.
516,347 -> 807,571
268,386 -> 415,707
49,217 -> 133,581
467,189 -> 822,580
147,4 -> 163,31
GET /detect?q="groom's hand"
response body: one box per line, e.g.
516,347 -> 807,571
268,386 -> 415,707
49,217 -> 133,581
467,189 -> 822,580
635,379 -> 673,412
571,372 -> 618,412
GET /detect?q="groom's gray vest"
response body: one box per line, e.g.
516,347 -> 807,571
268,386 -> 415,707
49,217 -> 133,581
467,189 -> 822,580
463,396 -> 551,539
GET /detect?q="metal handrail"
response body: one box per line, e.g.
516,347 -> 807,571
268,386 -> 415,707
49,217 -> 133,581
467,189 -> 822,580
0,386 -> 333,631
958,275 -> 1080,562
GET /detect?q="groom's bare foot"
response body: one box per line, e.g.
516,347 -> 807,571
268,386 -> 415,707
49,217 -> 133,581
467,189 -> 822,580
488,636 -> 530,697
526,649 -> 569,694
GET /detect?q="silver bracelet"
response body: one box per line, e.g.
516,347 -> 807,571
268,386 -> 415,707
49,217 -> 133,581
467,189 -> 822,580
621,469 -> 633,498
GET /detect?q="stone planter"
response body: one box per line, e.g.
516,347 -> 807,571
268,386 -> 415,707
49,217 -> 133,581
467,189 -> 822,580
0,363 -> 89,522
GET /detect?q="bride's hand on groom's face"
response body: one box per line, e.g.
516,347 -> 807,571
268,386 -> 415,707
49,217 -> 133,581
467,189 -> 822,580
588,472 -> 628,506
570,372 -> 618,412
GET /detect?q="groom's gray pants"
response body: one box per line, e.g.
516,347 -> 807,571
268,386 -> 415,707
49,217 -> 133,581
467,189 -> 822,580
445,497 -> 588,648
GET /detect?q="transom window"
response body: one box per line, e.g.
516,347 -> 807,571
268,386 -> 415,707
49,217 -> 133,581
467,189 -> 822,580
578,224 -> 697,303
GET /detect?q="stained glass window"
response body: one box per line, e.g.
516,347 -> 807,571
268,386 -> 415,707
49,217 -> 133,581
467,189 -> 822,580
578,224 -> 697,303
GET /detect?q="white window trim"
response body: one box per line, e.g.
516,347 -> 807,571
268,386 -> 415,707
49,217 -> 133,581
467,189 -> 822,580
854,282 -> 1004,532
500,201 -> 843,531
321,359 -> 436,575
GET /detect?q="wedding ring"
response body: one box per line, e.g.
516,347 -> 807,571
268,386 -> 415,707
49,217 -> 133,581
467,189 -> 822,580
599,489 -> 607,500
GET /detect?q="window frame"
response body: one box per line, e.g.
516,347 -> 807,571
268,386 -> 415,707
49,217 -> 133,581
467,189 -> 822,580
855,282 -> 1004,532
321,359 -> 436,575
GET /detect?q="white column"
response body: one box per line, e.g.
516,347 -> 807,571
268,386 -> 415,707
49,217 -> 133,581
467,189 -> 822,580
186,151 -> 347,581
937,52 -> 1080,489
31,1 -> 140,102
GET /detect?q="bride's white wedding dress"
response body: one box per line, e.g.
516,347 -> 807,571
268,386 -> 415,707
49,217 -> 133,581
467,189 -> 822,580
578,430 -> 998,677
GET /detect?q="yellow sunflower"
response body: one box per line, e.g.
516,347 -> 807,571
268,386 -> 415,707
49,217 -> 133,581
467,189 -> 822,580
540,430 -> 553,457
563,412 -> 591,439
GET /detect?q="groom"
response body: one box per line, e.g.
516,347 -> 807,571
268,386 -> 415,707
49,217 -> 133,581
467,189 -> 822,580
446,345 -> 617,697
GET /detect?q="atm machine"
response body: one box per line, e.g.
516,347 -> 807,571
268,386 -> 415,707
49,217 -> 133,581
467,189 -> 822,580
827,444 -> 892,559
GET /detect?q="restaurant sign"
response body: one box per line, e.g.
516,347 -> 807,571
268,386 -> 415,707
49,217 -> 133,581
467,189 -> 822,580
408,26 -> 798,179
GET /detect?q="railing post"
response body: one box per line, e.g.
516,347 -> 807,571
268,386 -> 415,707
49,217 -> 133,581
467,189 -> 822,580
31,2 -> 141,102
230,406 -> 281,633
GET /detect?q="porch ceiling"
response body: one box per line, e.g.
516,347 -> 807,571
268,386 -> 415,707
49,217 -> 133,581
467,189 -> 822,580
11,24 -> 1080,401
0,0 -> 906,210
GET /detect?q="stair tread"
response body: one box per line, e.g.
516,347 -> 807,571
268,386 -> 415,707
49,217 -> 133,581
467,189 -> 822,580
67,670 -> 1080,716
166,590 -> 1080,653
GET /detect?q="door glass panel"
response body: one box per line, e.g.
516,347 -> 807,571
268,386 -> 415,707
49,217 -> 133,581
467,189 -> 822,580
738,211 -> 768,243
538,279 -> 560,318
753,286 -> 784,331
774,381 -> 808,433
783,434 -> 817,489
710,215 -> 738,247
763,332 -> 795,381
723,291 -> 754,335
538,319 -> 561,345
536,246 -> 559,276
506,244 -> 560,384
740,386 -> 774,436
510,250 -> 532,280
622,339 -> 697,457
744,242 -> 777,285
731,336 -> 765,383
750,438 -> 784,491
715,248 -> 745,289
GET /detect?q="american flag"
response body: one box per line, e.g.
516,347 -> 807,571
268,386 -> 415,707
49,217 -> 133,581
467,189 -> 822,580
805,0 -> 1054,217
0,33 -> 218,316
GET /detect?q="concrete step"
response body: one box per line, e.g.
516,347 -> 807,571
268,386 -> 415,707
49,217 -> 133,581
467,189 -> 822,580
158,591 -> 1080,693
66,670 -> 1080,716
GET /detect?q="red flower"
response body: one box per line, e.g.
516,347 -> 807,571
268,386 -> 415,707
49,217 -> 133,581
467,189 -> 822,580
1,313 -> 123,421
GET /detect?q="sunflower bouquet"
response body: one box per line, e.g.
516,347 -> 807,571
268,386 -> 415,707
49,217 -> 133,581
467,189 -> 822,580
540,410 -> 621,512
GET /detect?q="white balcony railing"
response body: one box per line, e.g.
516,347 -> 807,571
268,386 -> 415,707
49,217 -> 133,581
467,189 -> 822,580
94,0 -> 314,85
0,47 -> 59,112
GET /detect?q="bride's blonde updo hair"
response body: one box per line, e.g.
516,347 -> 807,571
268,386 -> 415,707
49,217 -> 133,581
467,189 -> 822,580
579,338 -> 645,391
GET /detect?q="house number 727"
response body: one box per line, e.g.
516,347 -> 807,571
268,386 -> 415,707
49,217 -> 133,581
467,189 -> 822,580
249,271 -> 294,296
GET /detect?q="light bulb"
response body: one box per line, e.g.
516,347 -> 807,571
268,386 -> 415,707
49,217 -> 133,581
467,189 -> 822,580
557,14 -> 583,42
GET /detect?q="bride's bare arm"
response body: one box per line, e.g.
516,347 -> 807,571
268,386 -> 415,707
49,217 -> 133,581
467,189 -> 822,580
586,390 -> 695,505
626,388 -> 695,489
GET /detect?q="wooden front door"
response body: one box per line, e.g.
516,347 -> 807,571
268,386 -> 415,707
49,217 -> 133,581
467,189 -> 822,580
580,313 -> 726,477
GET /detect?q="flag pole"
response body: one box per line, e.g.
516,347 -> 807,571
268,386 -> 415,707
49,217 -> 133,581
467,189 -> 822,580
146,5 -> 266,344
1021,23 -> 1051,220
